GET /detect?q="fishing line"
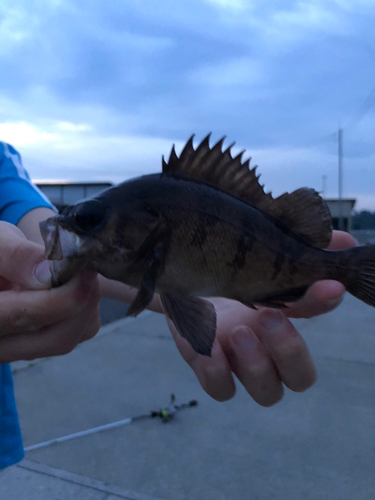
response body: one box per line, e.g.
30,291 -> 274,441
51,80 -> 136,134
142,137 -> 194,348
24,394 -> 197,452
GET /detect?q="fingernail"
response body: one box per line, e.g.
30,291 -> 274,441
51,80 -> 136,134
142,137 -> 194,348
34,260 -> 52,287
259,310 -> 284,330
232,326 -> 256,349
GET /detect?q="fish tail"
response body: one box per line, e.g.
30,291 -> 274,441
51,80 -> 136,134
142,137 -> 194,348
335,246 -> 375,307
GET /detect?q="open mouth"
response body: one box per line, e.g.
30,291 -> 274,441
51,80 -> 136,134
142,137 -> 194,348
39,217 -> 85,260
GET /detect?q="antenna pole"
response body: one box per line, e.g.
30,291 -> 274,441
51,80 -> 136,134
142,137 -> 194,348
338,128 -> 343,230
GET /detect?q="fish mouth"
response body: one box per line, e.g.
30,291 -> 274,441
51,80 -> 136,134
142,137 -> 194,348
39,217 -> 86,260
40,216 -> 96,287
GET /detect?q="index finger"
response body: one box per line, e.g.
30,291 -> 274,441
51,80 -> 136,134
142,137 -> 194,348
255,309 -> 317,392
0,270 -> 98,336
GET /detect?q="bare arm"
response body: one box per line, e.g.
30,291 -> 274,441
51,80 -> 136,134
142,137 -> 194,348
17,207 -> 56,245
0,221 -> 100,363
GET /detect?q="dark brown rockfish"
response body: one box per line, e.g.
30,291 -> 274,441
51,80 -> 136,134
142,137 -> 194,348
40,134 -> 375,356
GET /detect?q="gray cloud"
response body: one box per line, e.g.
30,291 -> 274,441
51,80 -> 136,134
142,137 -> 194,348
0,0 -> 374,207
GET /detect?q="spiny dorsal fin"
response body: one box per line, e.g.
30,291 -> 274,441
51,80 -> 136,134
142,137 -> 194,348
162,134 -> 332,248
163,133 -> 273,207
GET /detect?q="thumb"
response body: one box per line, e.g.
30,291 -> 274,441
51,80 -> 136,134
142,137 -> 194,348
0,222 -> 52,289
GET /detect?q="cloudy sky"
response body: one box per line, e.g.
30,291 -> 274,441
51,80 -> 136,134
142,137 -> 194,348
0,0 -> 374,208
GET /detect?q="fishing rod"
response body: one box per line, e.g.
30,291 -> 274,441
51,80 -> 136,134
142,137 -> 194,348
25,394 -> 197,452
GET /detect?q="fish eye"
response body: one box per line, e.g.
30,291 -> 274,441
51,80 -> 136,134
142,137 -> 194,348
71,200 -> 109,233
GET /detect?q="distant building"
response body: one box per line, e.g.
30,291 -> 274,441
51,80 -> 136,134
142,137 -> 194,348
36,181 -> 113,210
324,198 -> 356,232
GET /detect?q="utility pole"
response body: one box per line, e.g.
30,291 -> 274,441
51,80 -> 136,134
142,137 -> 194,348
338,128 -> 343,230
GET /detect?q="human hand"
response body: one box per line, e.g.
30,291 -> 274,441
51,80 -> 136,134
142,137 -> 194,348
167,230 -> 356,406
0,222 -> 101,363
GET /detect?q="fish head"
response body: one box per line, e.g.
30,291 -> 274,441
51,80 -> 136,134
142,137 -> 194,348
40,187 -> 161,285
40,198 -> 115,261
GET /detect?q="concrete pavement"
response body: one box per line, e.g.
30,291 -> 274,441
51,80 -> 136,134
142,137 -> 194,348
1,459 -> 160,500
1,295 -> 375,499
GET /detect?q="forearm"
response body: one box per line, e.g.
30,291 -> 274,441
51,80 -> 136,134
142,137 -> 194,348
17,207 -> 56,245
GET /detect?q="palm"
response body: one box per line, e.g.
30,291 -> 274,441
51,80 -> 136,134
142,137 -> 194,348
168,230 -> 357,405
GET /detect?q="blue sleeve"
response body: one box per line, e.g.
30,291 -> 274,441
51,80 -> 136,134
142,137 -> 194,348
0,142 -> 55,224
0,142 -> 54,468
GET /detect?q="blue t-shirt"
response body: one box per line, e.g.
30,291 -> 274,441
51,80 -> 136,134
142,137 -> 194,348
0,142 -> 53,469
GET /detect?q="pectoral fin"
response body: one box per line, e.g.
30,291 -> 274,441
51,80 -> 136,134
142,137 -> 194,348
126,247 -> 164,317
160,293 -> 216,357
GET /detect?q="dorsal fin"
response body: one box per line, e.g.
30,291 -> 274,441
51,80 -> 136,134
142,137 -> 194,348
258,188 -> 332,248
162,134 -> 332,248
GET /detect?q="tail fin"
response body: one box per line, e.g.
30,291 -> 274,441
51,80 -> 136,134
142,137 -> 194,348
339,245 -> 375,307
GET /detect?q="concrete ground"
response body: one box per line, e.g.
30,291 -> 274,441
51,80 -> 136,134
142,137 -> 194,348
1,294 -> 375,500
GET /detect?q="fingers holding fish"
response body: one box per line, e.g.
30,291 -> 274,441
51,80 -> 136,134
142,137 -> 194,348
226,309 -> 316,404
166,316 -> 236,402
0,269 -> 98,337
167,297 -> 315,405
190,342 -> 237,402
229,325 -> 284,407
0,292 -> 101,363
254,309 -> 317,393
0,273 -> 101,363
0,221 -> 52,290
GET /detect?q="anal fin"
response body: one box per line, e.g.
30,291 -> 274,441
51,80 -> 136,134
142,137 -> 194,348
160,293 -> 216,357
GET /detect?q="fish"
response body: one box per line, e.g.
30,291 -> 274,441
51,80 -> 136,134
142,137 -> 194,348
39,134 -> 375,356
